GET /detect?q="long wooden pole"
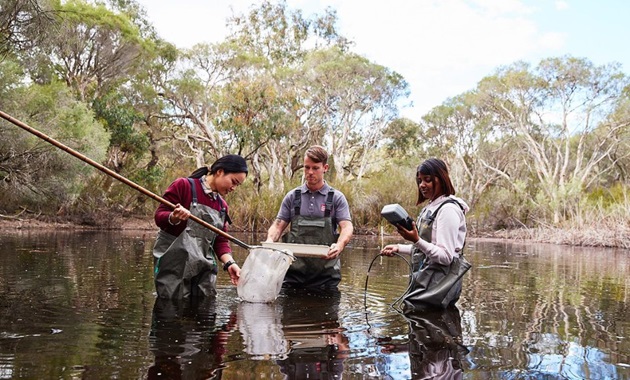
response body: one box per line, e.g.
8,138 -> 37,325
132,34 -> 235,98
0,110 -> 252,250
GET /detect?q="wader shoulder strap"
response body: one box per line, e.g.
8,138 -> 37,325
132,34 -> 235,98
187,178 -> 198,206
423,198 -> 466,253
293,188 -> 302,216
324,188 -> 335,218
187,178 -> 229,224
216,193 -> 229,224
424,199 -> 464,226
292,187 -> 336,220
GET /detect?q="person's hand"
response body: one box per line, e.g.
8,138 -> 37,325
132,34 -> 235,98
380,244 -> 399,257
168,203 -> 191,225
227,264 -> 240,286
326,243 -> 343,259
396,221 -> 419,243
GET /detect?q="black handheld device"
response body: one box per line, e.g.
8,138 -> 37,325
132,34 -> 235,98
380,204 -> 414,230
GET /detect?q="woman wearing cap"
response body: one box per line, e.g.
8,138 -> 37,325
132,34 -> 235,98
152,155 -> 248,298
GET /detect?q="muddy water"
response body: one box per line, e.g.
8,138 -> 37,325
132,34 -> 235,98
0,231 -> 628,379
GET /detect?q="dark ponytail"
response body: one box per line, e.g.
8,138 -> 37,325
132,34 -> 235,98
189,154 -> 248,178
189,167 -> 209,179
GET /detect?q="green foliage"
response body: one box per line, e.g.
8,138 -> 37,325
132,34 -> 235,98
228,180 -> 284,231
57,0 -> 142,42
382,117 -> 422,158
16,0 -> 152,104
14,80 -> 110,161
93,92 -> 147,161
0,79 -> 109,214
2,0 -> 630,242
586,183 -> 629,208
132,165 -> 163,189
0,0 -> 57,57
346,164 -> 417,233
0,58 -> 24,95
226,0 -> 350,65
215,75 -> 293,154
473,184 -> 534,230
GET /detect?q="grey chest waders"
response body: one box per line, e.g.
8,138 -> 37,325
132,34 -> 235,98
403,199 -> 472,311
153,178 -> 226,298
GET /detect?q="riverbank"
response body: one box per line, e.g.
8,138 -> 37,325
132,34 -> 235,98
0,214 -> 156,232
1,215 -> 628,249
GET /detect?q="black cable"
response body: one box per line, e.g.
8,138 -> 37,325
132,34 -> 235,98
362,251 -> 416,352
363,251 -> 414,315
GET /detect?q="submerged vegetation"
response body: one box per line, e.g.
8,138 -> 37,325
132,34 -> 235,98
1,0 -> 629,248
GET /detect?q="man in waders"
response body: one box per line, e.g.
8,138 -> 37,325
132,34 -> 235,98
265,145 -> 353,289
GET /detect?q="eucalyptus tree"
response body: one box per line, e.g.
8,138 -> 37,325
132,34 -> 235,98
420,93 -> 514,211
221,0 -> 353,187
155,0 -> 351,192
225,0 -> 351,66
18,0 -> 147,102
153,1 -> 409,195
155,41 -> 251,165
12,0 -> 157,177
603,87 -> 630,183
0,0 -> 56,58
474,56 -> 630,224
214,72 -> 301,192
382,117 -> 422,158
299,47 -> 409,182
222,1 -> 407,187
4,0 -> 174,215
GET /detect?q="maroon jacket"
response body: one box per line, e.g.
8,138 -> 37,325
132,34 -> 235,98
154,177 -> 232,257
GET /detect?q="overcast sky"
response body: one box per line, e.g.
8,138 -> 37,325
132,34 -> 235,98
136,0 -> 630,121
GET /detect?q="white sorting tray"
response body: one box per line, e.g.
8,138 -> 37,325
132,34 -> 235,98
261,242 -> 329,258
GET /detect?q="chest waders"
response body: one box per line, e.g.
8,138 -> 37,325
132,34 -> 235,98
406,307 -> 468,378
403,199 -> 472,311
152,178 -> 226,298
282,188 -> 340,289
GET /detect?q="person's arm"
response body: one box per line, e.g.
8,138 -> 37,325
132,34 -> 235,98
326,220 -> 353,259
335,220 -> 353,250
218,252 -> 240,285
155,178 -> 190,232
381,243 -> 414,256
326,191 -> 353,258
382,208 -> 418,257
165,203 -> 191,225
214,201 -> 240,285
266,191 -> 293,242
266,219 -> 289,242
216,244 -> 240,285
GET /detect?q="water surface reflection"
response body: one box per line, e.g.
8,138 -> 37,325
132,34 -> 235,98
376,306 -> 468,379
0,231 -> 628,379
148,297 -> 237,379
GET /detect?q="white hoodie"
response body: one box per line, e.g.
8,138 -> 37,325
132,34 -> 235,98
397,195 -> 470,266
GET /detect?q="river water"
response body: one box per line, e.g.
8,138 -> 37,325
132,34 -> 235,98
0,230 -> 628,379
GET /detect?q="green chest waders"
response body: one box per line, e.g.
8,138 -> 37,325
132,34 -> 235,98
282,188 -> 340,289
152,178 -> 226,298
403,200 -> 472,311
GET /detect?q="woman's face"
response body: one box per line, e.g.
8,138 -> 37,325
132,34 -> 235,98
214,170 -> 247,196
417,173 -> 442,201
